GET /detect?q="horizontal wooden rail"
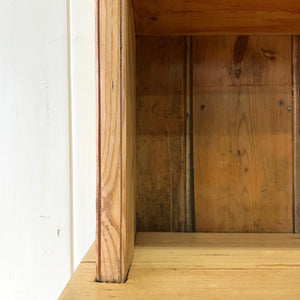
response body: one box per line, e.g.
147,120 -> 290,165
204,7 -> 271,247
132,0 -> 300,35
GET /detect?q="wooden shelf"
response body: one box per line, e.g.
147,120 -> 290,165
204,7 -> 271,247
60,233 -> 300,299
132,0 -> 300,35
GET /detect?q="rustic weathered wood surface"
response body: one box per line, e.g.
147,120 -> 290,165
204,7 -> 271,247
96,0 -> 136,282
60,233 -> 300,299
98,0 -> 121,282
121,0 -> 136,279
185,37 -> 194,232
136,37 -> 190,232
132,0 -> 300,36
193,36 -> 293,232
293,37 -> 300,233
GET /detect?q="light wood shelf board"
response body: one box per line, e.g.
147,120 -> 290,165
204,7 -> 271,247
60,232 -> 300,299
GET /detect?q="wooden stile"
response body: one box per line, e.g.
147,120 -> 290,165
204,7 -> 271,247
121,0 -> 136,280
96,0 -> 136,282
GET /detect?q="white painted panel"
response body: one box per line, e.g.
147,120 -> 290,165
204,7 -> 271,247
0,1 -> 72,299
70,0 -> 96,269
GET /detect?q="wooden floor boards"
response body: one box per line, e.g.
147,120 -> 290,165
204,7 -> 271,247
60,233 -> 300,299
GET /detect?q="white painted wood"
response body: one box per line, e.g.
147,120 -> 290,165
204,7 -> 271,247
0,1 -> 72,299
69,0 -> 96,269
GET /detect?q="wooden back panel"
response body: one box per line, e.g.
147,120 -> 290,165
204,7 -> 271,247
193,36 -> 293,232
136,37 -> 191,232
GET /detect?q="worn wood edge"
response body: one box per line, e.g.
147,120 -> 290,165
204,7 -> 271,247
293,36 -> 300,233
95,0 -> 101,282
120,0 -> 124,282
121,0 -> 136,282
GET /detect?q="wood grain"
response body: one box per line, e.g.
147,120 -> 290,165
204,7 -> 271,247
98,0 -> 121,282
136,37 -> 187,232
121,0 -> 136,280
185,37 -> 194,232
96,0 -> 136,282
193,36 -> 293,232
60,233 -> 300,300
95,0 -> 100,281
293,37 -> 300,233
132,0 -> 300,36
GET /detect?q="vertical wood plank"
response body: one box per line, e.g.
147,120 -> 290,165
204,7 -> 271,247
96,0 -> 136,282
121,0 -> 136,280
293,36 -> 300,233
136,37 -> 187,232
193,36 -> 293,233
98,0 -> 121,282
185,37 -> 194,232
95,0 -> 101,282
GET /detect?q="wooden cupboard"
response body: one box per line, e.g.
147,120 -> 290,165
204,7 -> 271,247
96,0 -> 300,282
